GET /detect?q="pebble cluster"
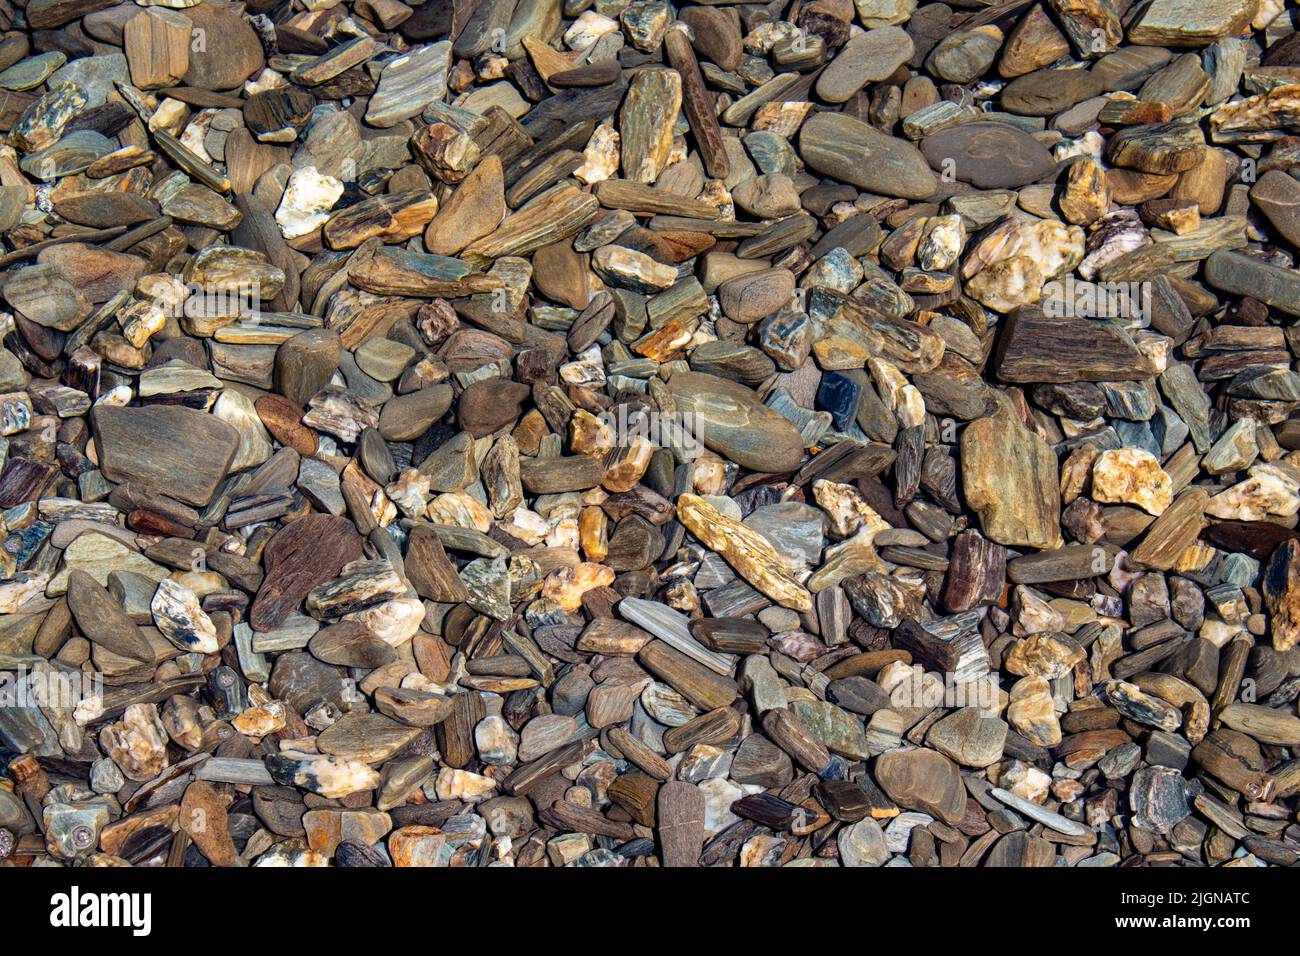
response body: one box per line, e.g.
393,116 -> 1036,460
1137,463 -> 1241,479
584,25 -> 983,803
1,0 -> 1300,868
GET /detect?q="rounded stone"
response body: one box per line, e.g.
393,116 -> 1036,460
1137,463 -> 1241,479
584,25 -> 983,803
920,122 -> 1058,189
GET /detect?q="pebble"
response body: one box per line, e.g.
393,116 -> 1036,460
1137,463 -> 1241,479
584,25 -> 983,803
800,111 -> 937,199
921,122 -> 1058,189
817,27 -> 915,103
925,708 -> 1008,768
874,748 -> 967,824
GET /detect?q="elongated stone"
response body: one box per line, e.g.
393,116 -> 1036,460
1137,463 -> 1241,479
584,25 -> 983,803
991,787 -> 1088,836
66,569 -> 153,662
323,190 -> 438,250
636,640 -> 738,710
800,111 -> 937,200
817,27 -> 914,103
1264,540 -> 1300,653
657,780 -> 705,867
463,186 -> 599,261
677,494 -> 812,612
1205,249 -> 1300,318
265,752 -> 379,799
665,369 -> 805,473
921,123 -> 1057,189
663,27 -> 727,180
1129,0 -> 1256,47
620,67 -> 682,184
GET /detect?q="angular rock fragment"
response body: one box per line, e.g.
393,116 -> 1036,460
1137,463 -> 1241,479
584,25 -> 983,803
91,405 -> 239,507
961,411 -> 1062,550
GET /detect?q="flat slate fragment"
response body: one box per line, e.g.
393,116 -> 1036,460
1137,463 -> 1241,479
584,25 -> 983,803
961,410 -> 1063,550
1205,249 -> 1300,318
91,405 -> 239,506
994,305 -> 1151,382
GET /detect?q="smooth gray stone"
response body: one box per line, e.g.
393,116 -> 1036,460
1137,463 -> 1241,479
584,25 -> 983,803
800,111 -> 938,200
920,122 -> 1057,189
1205,249 -> 1300,318
665,369 -> 806,473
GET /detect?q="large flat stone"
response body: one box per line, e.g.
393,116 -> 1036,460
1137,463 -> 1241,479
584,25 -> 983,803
91,405 -> 240,506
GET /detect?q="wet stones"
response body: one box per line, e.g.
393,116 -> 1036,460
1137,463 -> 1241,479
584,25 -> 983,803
1091,448 -> 1174,515
366,41 -> 451,128
1107,122 -> 1206,175
1205,249 -> 1300,318
182,3 -> 263,90
1130,766 -> 1194,835
1264,540 -> 1300,652
266,752 -> 380,799
5,264 -> 89,332
1002,68 -> 1105,116
838,817 -> 890,866
100,703 -> 169,782
426,155 -> 505,256
276,330 -> 342,406
717,269 -> 796,324
1247,171 -> 1300,247
457,379 -> 530,437
0,0 -> 1292,878
990,787 -> 1087,837
925,707 -> 1006,769
1007,677 -> 1062,746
